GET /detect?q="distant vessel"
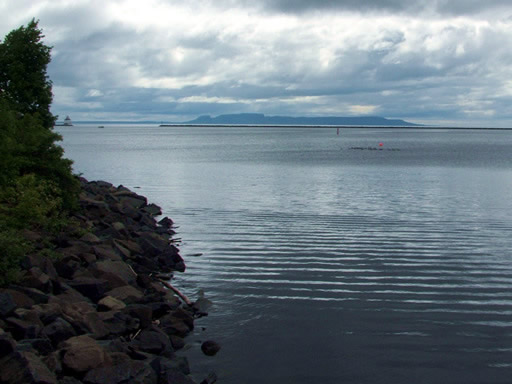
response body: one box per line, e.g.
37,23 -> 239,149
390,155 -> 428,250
55,115 -> 73,126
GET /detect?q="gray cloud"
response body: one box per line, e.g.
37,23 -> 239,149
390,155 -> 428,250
238,0 -> 512,16
3,0 -> 512,126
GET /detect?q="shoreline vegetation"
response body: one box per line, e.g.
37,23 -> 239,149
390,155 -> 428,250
0,178 -> 219,384
1,20 -> 218,383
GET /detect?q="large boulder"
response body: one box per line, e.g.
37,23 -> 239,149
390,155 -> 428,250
0,350 -> 57,384
105,285 -> 144,304
133,327 -> 172,355
67,277 -> 109,302
42,317 -> 76,347
2,289 -> 36,309
83,360 -> 157,384
61,335 -> 112,374
0,291 -> 17,317
201,340 -> 221,356
91,260 -> 137,286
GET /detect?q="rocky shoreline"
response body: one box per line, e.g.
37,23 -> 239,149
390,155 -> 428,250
0,178 -> 218,384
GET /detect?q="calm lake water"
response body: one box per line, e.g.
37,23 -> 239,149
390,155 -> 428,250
57,125 -> 512,384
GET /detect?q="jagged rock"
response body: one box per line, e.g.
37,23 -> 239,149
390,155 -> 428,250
133,327 -> 172,355
53,300 -> 108,339
201,340 -> 221,356
137,232 -> 170,257
53,257 -> 81,280
1,289 -> 35,309
8,286 -> 49,304
58,377 -> 82,384
0,180 -> 211,383
159,316 -> 192,338
98,296 -> 126,312
136,274 -> 153,289
0,350 -> 57,384
93,244 -> 123,261
17,338 -> 54,355
67,277 -> 109,302
123,304 -> 153,329
79,252 -> 97,264
32,303 -> 63,325
158,217 -> 174,228
5,317 -> 42,340
120,204 -> 142,221
169,335 -> 185,350
42,317 -> 76,347
61,335 -> 112,374
20,267 -> 52,293
49,287 -> 90,305
0,332 -> 16,358
21,255 -> 58,280
114,239 -> 142,256
200,372 -> 218,384
151,355 -> 191,377
79,233 -> 102,244
105,285 -> 144,304
43,351 -> 62,375
92,260 -> 137,286
111,241 -> 131,259
143,203 -> 162,217
157,248 -> 186,272
159,366 -> 196,384
84,359 -> 157,384
98,311 -> 139,336
0,292 -> 17,317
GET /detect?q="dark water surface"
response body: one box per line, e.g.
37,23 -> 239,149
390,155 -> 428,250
58,125 -> 512,383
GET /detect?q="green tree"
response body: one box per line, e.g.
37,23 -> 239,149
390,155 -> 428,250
0,19 -> 54,129
0,20 -> 80,285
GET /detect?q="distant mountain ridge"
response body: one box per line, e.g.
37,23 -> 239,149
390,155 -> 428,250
175,113 -> 420,126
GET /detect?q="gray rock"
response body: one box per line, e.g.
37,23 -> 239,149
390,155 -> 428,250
8,286 -> 49,304
201,340 -> 221,356
134,327 -> 172,355
98,311 -> 139,336
61,335 -> 112,374
105,285 -> 144,304
98,296 -> 126,312
17,338 -> 54,355
67,277 -> 109,302
1,289 -> 35,309
83,360 -> 157,384
0,332 -> 16,358
5,317 -> 41,340
0,292 -> 17,317
92,260 -> 137,286
20,267 -> 52,292
123,304 -> 153,329
42,317 -> 76,347
0,350 -> 57,384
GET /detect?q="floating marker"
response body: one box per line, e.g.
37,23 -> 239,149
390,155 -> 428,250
379,142 -> 384,147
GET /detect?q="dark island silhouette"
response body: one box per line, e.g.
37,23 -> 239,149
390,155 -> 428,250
161,113 -> 421,127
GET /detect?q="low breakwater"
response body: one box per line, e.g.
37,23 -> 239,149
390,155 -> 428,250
0,178 -> 218,384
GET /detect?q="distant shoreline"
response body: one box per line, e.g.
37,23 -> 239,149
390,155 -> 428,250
158,124 -> 512,130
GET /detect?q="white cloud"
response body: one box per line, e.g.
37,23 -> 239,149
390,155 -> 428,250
3,0 -> 512,125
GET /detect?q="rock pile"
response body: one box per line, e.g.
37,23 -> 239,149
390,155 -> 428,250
0,178 -> 217,384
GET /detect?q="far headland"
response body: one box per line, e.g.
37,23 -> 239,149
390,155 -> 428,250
160,113 -> 422,127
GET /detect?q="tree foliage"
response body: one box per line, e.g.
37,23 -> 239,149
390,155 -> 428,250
0,19 -> 54,129
0,20 -> 79,285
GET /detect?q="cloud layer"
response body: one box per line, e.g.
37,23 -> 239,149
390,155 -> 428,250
2,0 -> 512,126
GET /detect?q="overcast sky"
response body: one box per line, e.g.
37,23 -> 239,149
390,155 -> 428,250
2,0 -> 512,126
